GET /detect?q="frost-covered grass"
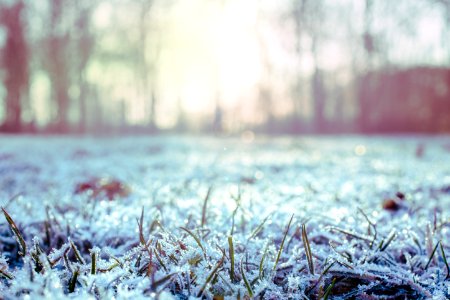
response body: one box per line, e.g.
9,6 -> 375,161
0,135 -> 450,299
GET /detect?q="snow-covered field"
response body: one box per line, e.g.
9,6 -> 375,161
0,135 -> 450,299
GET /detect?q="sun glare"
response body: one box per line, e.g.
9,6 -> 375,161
156,0 -> 262,121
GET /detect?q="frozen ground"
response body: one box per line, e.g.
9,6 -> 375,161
0,135 -> 450,299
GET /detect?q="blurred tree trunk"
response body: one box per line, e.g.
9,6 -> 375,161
255,2 -> 275,132
75,4 -> 94,133
311,36 -> 326,132
137,0 -> 159,131
175,96 -> 187,132
436,0 -> 450,63
211,52 -> 223,133
0,1 -> 29,132
292,0 -> 328,133
358,0 -> 375,133
292,0 -> 307,131
212,92 -> 223,133
89,88 -> 103,132
47,0 -> 70,132
149,89 -> 157,130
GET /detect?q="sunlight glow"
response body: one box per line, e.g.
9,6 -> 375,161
157,0 -> 262,123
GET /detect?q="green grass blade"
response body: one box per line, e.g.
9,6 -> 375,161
273,214 -> 294,272
425,240 -> 440,270
248,213 -> 271,241
4,193 -> 21,209
106,261 -> 120,272
230,189 -> 241,236
180,227 -> 206,259
216,272 -> 235,294
138,206 -> 146,245
68,268 -> 79,293
197,254 -> 225,297
63,250 -> 73,272
70,240 -> 86,264
379,231 -> 396,251
91,252 -> 97,275
228,236 -> 235,282
439,242 -> 449,279
201,186 -> 213,228
153,245 -> 168,272
241,259 -> 253,297
307,261 -> 335,293
323,277 -> 336,300
2,207 -> 27,256
329,226 -> 371,242
259,244 -> 269,280
302,223 -> 314,275
0,267 -> 14,280
151,273 -> 176,290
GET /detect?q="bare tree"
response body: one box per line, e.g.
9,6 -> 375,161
291,0 -> 307,130
357,0 -> 375,132
435,0 -> 450,63
255,1 -> 275,132
44,0 -> 71,131
0,0 -> 29,132
310,33 -> 326,132
292,0 -> 328,132
74,2 -> 95,133
212,91 -> 223,133
136,0 -> 160,131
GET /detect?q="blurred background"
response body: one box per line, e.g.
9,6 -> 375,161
0,0 -> 449,134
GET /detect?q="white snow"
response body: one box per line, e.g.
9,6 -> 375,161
0,135 -> 449,298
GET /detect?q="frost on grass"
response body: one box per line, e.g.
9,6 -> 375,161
0,135 -> 450,299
